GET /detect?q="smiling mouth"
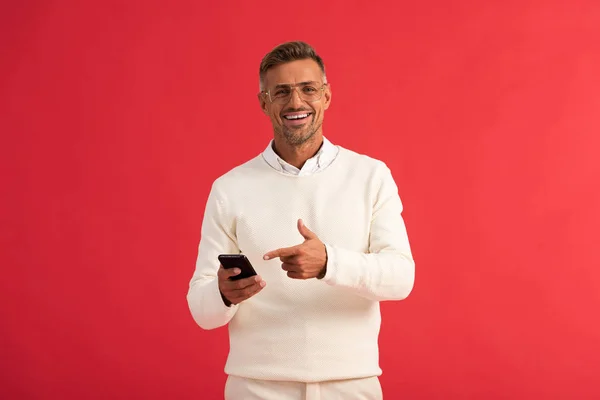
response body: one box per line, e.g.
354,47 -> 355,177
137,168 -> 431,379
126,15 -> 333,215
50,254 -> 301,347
283,112 -> 312,121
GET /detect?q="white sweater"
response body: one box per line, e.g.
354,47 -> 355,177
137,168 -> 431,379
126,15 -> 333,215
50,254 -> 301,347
187,145 -> 415,382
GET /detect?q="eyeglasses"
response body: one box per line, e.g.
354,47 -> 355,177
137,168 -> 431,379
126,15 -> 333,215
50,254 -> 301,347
261,82 -> 327,104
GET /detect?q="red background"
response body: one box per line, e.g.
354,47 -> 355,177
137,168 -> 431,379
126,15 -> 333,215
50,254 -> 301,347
2,1 -> 599,399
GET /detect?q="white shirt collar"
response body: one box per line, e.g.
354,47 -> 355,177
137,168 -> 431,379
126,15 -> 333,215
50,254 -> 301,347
262,137 -> 339,176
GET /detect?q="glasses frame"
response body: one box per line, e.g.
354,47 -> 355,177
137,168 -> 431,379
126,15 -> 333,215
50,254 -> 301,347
261,82 -> 328,104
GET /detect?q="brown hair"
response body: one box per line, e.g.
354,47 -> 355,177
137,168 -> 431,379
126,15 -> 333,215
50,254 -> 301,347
259,41 -> 326,90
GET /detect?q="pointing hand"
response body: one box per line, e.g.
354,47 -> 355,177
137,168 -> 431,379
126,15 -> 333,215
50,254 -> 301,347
263,219 -> 327,280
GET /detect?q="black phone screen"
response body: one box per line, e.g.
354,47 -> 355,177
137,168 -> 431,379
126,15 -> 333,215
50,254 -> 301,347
218,254 -> 258,281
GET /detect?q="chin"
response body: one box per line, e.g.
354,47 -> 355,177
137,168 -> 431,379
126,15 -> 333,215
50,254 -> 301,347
283,129 -> 315,146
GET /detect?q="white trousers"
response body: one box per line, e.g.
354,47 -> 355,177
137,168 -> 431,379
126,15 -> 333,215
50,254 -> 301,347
224,375 -> 383,400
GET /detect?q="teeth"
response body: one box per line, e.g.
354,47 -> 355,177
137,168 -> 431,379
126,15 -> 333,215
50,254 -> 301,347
284,113 -> 309,120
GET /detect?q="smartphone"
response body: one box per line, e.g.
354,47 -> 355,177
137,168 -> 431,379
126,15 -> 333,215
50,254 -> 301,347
218,254 -> 258,281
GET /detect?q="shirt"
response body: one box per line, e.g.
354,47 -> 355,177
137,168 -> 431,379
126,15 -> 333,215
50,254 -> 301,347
261,136 -> 339,176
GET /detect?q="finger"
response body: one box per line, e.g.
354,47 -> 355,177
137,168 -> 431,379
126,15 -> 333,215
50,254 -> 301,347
232,275 -> 263,289
263,245 -> 301,260
281,262 -> 300,272
280,254 -> 300,263
297,219 -> 317,240
218,265 -> 241,279
223,275 -> 262,291
222,278 -> 261,303
230,280 -> 266,304
286,270 -> 309,280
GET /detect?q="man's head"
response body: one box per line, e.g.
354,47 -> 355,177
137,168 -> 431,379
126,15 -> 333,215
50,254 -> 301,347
258,41 -> 332,147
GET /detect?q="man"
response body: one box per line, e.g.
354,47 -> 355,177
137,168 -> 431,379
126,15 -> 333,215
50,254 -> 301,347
187,41 -> 415,400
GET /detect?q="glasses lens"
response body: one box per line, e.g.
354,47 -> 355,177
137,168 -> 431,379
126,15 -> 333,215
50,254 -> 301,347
270,84 -> 323,104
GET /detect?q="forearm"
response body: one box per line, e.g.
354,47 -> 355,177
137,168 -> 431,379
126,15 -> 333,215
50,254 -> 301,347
320,163 -> 415,301
187,277 -> 238,330
321,245 -> 415,301
186,180 -> 240,330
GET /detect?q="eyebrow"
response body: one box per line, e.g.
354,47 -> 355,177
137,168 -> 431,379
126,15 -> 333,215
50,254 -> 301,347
274,81 -> 319,88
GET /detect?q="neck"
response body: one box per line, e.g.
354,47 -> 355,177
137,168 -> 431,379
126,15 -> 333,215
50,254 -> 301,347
273,134 -> 324,170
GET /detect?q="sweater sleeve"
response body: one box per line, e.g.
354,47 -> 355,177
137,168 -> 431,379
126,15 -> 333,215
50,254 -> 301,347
186,181 -> 240,330
321,164 -> 415,301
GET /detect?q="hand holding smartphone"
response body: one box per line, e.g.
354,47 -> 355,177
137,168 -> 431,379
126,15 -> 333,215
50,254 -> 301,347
217,254 -> 264,306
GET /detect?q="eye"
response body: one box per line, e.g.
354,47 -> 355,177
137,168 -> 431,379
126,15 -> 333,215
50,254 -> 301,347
303,86 -> 317,93
274,88 -> 291,97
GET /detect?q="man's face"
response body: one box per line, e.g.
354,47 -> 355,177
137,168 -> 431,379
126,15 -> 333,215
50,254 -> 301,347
259,59 -> 332,146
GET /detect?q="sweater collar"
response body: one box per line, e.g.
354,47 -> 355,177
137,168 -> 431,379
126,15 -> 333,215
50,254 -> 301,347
262,137 -> 338,176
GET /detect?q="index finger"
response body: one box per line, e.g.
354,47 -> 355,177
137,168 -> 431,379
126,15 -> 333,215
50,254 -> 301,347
263,245 -> 300,260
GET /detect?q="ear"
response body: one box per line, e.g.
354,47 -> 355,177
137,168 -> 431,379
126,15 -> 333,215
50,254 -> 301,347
323,83 -> 332,111
258,92 -> 268,114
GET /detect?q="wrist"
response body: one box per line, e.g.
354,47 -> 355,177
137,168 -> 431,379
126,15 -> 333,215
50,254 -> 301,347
317,244 -> 328,279
220,290 -> 232,307
317,265 -> 327,279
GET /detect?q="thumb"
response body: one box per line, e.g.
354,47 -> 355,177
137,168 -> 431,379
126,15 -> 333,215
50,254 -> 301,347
298,219 -> 317,240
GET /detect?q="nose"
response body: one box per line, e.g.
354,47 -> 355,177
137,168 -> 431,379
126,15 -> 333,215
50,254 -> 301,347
287,87 -> 304,108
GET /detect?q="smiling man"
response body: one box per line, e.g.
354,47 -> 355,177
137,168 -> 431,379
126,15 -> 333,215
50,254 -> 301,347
187,41 -> 415,400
